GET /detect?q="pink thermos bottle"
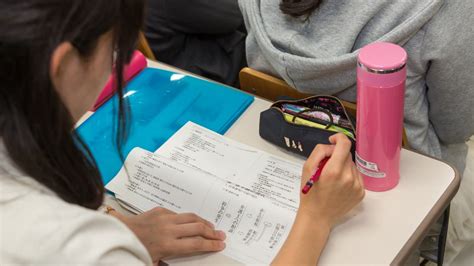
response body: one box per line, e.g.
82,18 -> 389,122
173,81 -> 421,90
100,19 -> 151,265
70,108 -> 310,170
356,42 -> 407,192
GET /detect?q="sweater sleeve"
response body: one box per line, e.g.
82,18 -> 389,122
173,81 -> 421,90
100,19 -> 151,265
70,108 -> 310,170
0,189 -> 152,265
421,0 -> 474,144
52,209 -> 152,265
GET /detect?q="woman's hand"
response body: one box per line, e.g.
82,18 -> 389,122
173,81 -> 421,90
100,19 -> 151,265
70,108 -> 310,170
272,133 -> 365,266
111,207 -> 226,264
299,133 -> 365,228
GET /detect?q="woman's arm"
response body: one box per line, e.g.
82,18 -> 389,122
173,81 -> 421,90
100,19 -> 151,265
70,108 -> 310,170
273,134 -> 365,265
273,212 -> 331,265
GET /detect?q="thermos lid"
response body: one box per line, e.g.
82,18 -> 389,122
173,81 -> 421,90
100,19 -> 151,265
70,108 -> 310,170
358,42 -> 407,74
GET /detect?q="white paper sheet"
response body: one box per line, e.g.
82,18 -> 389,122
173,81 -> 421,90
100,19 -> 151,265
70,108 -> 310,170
106,122 -> 304,264
155,122 -> 302,212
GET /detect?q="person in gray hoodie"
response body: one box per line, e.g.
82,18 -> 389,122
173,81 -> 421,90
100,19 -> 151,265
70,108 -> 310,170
239,0 -> 474,174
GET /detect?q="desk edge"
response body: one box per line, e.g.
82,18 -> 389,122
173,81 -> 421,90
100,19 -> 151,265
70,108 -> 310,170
391,150 -> 461,266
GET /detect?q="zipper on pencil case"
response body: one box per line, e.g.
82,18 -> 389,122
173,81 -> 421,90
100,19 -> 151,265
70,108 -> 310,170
283,113 -> 355,140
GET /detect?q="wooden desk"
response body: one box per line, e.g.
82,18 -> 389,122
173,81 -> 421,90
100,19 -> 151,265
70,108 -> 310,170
83,60 -> 459,265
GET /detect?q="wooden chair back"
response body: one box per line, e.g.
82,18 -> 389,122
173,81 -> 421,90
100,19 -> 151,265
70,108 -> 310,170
137,32 -> 156,60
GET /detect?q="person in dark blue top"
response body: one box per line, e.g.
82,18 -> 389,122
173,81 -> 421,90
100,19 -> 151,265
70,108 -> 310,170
145,0 -> 246,86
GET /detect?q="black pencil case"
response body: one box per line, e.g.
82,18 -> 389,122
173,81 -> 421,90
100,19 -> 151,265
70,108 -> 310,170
259,95 -> 356,158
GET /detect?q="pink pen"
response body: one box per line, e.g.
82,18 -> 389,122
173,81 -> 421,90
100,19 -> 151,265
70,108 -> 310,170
302,157 -> 329,194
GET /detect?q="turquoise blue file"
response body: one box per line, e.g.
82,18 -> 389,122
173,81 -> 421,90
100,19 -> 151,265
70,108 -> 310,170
77,68 -> 254,185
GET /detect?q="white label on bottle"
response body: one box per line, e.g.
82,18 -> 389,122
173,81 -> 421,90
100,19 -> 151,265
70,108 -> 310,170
357,164 -> 386,178
356,152 -> 379,171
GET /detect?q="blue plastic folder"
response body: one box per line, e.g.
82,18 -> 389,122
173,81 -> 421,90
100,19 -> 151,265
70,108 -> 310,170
77,68 -> 254,185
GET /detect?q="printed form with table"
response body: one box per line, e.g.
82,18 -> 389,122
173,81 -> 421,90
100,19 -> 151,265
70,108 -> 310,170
106,122 -> 303,265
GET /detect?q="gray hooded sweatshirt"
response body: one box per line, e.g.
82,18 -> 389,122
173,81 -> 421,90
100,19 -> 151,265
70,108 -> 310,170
239,0 -> 474,173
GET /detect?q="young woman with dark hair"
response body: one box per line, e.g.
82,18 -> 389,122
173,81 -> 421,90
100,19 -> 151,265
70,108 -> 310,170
0,1 -> 364,265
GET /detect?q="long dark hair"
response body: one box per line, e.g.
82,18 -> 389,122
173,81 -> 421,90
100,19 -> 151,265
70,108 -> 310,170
280,0 -> 322,17
0,0 -> 144,209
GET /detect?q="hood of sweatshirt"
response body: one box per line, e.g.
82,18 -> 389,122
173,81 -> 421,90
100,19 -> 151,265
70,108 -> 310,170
239,0 -> 443,97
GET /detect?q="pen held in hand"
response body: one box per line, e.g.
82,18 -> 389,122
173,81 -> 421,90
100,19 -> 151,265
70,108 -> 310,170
302,157 -> 330,194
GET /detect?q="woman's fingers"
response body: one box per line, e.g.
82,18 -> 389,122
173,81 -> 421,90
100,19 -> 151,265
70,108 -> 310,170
350,163 -> 359,187
173,238 -> 226,254
343,155 -> 356,183
325,134 -> 352,173
174,223 -> 226,240
173,213 -> 215,229
303,144 -> 335,178
354,164 -> 366,200
149,207 -> 176,215
348,161 -> 365,203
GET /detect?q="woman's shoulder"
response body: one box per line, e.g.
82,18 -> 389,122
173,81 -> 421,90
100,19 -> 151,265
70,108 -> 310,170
0,175 -> 151,265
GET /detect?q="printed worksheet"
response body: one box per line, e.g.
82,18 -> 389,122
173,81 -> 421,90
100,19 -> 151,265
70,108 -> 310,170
106,122 -> 304,265
155,122 -> 302,212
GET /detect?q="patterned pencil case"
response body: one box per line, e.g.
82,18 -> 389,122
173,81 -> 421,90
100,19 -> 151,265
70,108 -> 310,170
259,95 -> 356,158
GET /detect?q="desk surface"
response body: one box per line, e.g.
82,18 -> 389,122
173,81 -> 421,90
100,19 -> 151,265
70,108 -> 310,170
95,60 -> 460,265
